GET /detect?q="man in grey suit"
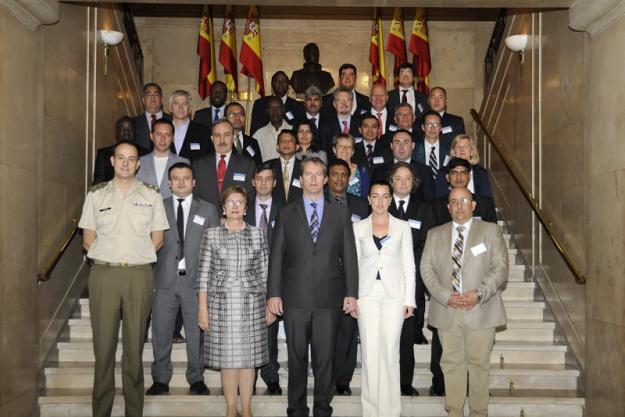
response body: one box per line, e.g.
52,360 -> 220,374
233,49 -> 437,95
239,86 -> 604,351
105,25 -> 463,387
420,187 -> 508,417
137,119 -> 189,199
267,156 -> 359,417
146,162 -> 220,396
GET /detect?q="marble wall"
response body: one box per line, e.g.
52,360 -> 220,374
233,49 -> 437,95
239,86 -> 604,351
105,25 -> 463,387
0,3 -> 141,415
135,15 -> 493,129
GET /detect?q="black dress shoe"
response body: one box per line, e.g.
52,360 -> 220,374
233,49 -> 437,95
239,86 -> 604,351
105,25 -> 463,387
146,381 -> 169,395
189,381 -> 210,395
400,385 -> 419,396
428,385 -> 445,396
173,334 -> 186,343
265,382 -> 283,395
414,332 -> 429,345
336,385 -> 352,396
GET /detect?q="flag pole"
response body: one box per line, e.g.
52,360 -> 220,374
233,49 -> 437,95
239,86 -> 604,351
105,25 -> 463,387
245,76 -> 252,134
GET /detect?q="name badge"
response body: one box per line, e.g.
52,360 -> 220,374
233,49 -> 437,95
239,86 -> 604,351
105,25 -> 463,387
354,136 -> 363,143
360,108 -> 368,115
271,220 -> 275,228
285,111 -> 294,121
388,124 -> 398,132
193,215 -> 205,225
417,103 -> 424,113
351,214 -> 361,223
443,155 -> 450,167
408,219 -> 422,229
233,172 -> 246,182
348,176 -> 359,186
190,142 -> 201,150
292,178 -> 301,188
473,216 -> 482,221
441,126 -> 453,135
471,243 -> 487,256
373,156 -> 385,165
132,201 -> 153,207
246,145 -> 256,157
380,235 -> 393,248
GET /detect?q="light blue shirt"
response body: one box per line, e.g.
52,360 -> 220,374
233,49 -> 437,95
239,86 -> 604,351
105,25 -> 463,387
303,195 -> 325,227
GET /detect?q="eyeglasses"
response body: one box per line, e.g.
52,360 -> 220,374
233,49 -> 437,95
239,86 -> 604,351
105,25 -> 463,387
425,122 -> 440,127
224,200 -> 245,207
449,197 -> 473,207
226,112 -> 245,118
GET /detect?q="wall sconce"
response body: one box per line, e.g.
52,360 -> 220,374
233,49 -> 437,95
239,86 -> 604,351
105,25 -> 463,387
99,30 -> 124,75
504,34 -> 528,64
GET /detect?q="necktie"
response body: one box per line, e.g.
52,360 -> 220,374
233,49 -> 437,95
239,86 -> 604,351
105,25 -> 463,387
150,114 -> 157,132
310,202 -> 320,243
342,120 -> 349,134
452,225 -> 465,293
176,198 -> 185,261
335,195 -> 344,205
401,90 -> 408,104
376,112 -> 383,137
366,144 -> 374,167
429,146 -> 438,180
235,133 -> 243,154
213,108 -> 220,123
283,160 -> 290,200
217,154 -> 226,193
398,200 -> 406,220
309,117 -> 317,128
259,203 -> 268,234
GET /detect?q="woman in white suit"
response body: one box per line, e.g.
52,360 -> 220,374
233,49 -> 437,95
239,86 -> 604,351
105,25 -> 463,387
352,179 -> 416,417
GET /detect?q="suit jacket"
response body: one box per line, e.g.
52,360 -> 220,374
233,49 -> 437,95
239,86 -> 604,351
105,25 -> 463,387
353,214 -> 416,306
371,159 -> 435,202
431,193 -> 497,226
250,96 -> 306,135
387,87 -> 428,119
318,114 -> 361,153
389,194 -> 435,271
170,121 -> 213,161
321,90 -> 371,119
352,139 -> 392,173
420,220 -> 509,330
433,165 -> 494,200
92,144 -> 149,185
412,139 -> 452,170
244,196 -> 281,247
267,196 -> 359,308
153,196 -> 220,289
132,112 -> 172,151
192,152 -> 256,206
267,157 -> 303,206
235,133 -> 263,166
192,105 -> 224,130
136,152 -> 190,199
345,193 -> 370,221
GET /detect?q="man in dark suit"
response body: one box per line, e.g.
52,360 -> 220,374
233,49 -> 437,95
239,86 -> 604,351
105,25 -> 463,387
267,156 -> 359,417
131,82 -> 172,151
387,162 -> 435,396
303,85 -> 323,135
369,83 -> 394,137
371,129 -> 435,202
318,87 -> 361,153
192,80 -> 228,131
168,90 -> 213,161
250,71 -> 306,135
246,163 -> 283,395
353,114 -> 392,173
387,62 -> 428,120
146,162 -> 220,396
321,63 -> 370,118
192,119 -> 256,207
225,101 -> 263,165
379,103 -> 421,148
93,116 -> 148,185
418,86 -> 466,145
266,130 -> 303,206
413,111 -> 452,182
325,159 -> 368,396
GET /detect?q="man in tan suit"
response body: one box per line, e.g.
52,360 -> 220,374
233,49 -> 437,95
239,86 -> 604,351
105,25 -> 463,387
420,187 -> 508,417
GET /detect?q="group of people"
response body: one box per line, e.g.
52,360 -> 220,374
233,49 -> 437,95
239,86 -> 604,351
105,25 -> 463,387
81,60 -> 508,417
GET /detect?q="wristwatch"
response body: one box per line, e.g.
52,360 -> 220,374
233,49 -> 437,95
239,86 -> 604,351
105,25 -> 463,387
475,289 -> 484,303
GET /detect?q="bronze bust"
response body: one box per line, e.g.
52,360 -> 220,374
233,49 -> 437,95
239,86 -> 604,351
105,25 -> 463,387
290,43 -> 335,94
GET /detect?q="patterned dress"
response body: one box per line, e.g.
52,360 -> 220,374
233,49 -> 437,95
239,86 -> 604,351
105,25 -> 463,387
197,223 -> 269,369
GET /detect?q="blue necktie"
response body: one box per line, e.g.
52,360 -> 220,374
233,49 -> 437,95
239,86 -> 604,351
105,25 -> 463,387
310,202 -> 319,243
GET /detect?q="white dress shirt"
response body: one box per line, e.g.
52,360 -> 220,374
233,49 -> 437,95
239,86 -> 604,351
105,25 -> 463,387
424,140 -> 440,168
393,194 -> 410,213
306,112 -> 320,129
215,151 -> 233,168
154,155 -> 169,186
254,120 -> 292,162
451,218 -> 473,258
255,197 -> 273,228
173,193 -> 193,270
144,110 -> 164,127
280,156 -> 296,181
372,108 -> 388,135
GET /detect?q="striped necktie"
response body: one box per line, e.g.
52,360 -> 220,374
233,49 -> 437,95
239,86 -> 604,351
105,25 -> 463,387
259,204 -> 268,234
452,225 -> 465,292
429,146 -> 438,180
310,202 -> 320,243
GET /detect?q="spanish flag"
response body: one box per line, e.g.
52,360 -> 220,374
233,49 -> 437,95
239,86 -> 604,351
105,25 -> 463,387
386,7 -> 407,88
239,5 -> 265,96
219,5 -> 238,94
409,7 -> 431,94
369,8 -> 386,86
197,5 -> 216,100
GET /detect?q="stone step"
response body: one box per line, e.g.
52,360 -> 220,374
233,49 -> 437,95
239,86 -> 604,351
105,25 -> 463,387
55,340 -> 567,365
38,393 -> 584,417
44,363 -> 579,391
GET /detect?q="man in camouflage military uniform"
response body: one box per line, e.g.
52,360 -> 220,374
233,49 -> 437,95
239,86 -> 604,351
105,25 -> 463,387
79,141 -> 169,417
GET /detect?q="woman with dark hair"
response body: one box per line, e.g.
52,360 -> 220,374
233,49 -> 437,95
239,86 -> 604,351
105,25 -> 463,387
352,179 -> 416,417
197,186 -> 274,417
294,119 -> 327,163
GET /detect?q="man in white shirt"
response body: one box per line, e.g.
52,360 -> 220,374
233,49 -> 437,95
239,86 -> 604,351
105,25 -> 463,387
304,85 -> 322,132
168,90 -> 212,161
422,86 -> 466,144
387,62 -> 428,120
192,80 -> 228,131
318,87 -> 360,153
379,103 -> 419,147
132,82 -> 172,151
137,119 -> 189,199
369,83 -> 391,137
413,111 -> 452,181
266,130 -> 302,205
253,96 -> 292,162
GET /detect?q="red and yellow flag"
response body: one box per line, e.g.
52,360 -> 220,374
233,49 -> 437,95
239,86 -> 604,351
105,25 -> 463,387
409,7 -> 431,94
239,5 -> 265,96
369,8 -> 386,86
197,5 -> 216,100
219,5 -> 238,94
386,7 -> 408,88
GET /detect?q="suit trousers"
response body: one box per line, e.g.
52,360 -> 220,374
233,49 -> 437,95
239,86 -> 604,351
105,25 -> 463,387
357,281 -> 404,417
333,313 -> 358,387
438,309 -> 495,417
151,277 -> 203,385
284,307 -> 340,417
259,318 -> 281,386
88,264 -> 153,417
429,327 -> 445,394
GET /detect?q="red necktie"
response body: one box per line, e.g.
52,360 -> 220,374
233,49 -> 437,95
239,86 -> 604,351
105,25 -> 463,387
376,112 -> 383,137
342,120 -> 349,134
217,154 -> 226,193
150,114 -> 157,131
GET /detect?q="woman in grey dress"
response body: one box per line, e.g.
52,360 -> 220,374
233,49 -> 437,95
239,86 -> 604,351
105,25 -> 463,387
197,186 -> 275,417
